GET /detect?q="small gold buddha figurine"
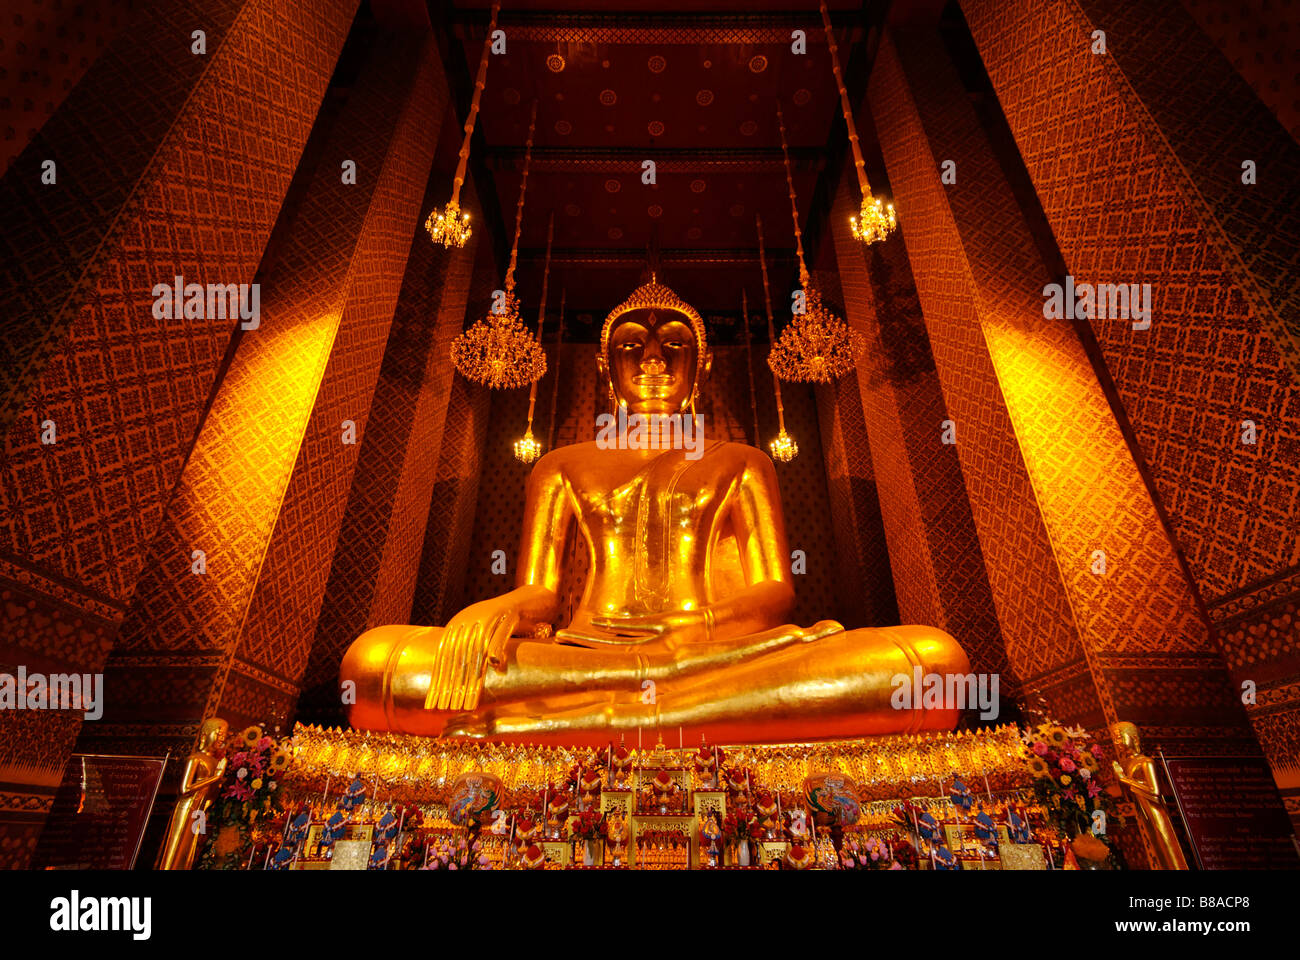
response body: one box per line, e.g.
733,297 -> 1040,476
156,718 -> 228,870
1109,721 -> 1189,870
341,278 -> 969,744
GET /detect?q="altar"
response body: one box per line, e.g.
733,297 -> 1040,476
246,722 -> 1093,871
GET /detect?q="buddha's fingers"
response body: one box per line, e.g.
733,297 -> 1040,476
451,622 -> 482,711
441,627 -> 471,711
426,626 -> 460,711
465,617 -> 502,711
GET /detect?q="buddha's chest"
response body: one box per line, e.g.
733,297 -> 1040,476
566,453 -> 734,544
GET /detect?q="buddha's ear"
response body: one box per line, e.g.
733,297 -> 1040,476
700,349 -> 714,385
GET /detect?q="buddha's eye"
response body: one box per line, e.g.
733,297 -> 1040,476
617,340 -> 641,351
662,340 -> 685,350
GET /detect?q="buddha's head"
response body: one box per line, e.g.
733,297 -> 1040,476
599,279 -> 712,416
198,717 -> 228,752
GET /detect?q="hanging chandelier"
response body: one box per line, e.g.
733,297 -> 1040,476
766,102 -> 864,385
822,0 -> 896,245
426,1 -> 500,247
514,213 -> 555,463
756,214 -> 799,463
451,100 -> 547,389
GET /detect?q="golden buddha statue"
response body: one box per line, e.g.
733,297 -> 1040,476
157,718 -> 227,870
341,278 -> 968,745
1109,721 -> 1189,870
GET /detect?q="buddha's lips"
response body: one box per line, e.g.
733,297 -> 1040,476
632,374 -> 672,385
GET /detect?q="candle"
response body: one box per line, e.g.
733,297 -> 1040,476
678,726 -> 683,751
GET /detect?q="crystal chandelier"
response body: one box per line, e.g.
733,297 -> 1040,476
426,1 -> 499,248
755,213 -> 798,462
822,0 -> 896,245
766,103 -> 864,384
451,100 -> 546,389
514,213 -> 555,463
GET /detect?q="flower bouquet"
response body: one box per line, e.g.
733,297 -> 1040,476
1021,721 -> 1125,867
199,724 -> 293,869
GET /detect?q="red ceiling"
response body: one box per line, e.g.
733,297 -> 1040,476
447,2 -> 872,326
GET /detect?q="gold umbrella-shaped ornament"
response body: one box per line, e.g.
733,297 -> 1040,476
766,101 -> 864,385
450,100 -> 547,390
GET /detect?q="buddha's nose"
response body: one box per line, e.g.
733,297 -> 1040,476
640,341 -> 666,373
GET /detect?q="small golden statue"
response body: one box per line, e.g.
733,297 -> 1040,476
1109,721 -> 1189,870
157,718 -> 228,870
341,277 -> 968,743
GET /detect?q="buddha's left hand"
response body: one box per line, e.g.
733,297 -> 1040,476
589,608 -> 712,647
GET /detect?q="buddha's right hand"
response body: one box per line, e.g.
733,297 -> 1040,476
422,598 -> 520,712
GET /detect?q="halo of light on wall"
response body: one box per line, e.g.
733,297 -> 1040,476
748,55 -> 768,73
647,120 -> 664,136
648,55 -> 666,73
690,179 -> 706,193
547,54 -> 565,72
696,89 -> 714,106
599,88 -> 617,106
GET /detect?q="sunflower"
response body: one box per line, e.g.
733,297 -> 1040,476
1028,756 -> 1051,779
270,748 -> 291,772
1046,726 -> 1069,748
1079,751 -> 1100,773
241,725 -> 263,746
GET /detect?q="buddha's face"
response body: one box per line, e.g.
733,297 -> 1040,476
602,308 -> 707,415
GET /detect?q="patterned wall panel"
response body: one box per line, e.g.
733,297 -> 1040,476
963,0 -> 1300,821
962,0 -> 1300,606
0,0 -> 356,869
881,28 -> 1252,761
0,0 -> 136,175
297,170 -> 480,719
407,247 -> 499,631
1179,0 -> 1300,145
85,32 -> 436,760
870,36 -> 1100,728
830,155 -> 1017,701
815,371 -> 900,629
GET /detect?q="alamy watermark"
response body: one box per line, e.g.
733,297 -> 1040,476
1043,275 -> 1151,330
152,274 -> 260,329
595,406 -> 705,460
0,667 -> 103,720
890,666 -> 1000,721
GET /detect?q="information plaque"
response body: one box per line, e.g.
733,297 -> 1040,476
31,753 -> 168,870
1162,755 -> 1300,870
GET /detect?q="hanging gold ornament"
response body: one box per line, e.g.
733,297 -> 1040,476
451,99 -> 546,389
426,2 -> 500,248
514,211 -> 555,463
755,213 -> 798,462
822,0 -> 897,245
767,101 -> 864,384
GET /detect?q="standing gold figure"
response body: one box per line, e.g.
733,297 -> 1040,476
342,279 -> 969,744
156,718 -> 228,870
1110,721 -> 1189,870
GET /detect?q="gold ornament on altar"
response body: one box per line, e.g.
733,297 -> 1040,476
766,103 -> 863,384
821,0 -> 896,245
451,99 -> 546,389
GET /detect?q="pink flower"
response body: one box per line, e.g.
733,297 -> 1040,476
1032,742 -> 1049,756
1059,757 -> 1076,773
889,861 -> 903,870
1091,745 -> 1105,757
1087,781 -> 1102,798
